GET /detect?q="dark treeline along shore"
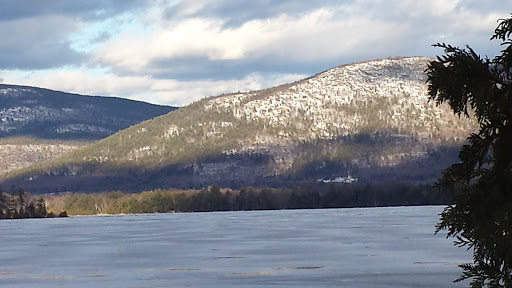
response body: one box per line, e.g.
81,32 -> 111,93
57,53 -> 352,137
42,183 -> 450,215
0,186 -> 66,219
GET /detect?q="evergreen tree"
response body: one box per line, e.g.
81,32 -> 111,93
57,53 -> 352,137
0,188 -> 6,219
16,187 -> 26,218
26,203 -> 36,218
427,15 -> 512,287
36,197 -> 47,217
8,195 -> 18,218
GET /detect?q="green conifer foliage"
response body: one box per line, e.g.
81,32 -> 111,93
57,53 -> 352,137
427,15 -> 512,288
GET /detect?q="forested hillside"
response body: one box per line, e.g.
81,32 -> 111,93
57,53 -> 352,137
0,84 -> 175,139
0,84 -> 176,175
2,57 -> 477,193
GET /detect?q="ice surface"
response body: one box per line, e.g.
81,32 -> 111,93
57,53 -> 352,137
0,206 -> 471,287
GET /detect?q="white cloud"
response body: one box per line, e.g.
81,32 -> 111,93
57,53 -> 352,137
397,0 -> 461,17
0,68 -> 307,106
93,7 -> 406,73
151,72 -> 308,105
93,1 -> 506,77
1,69 -> 153,100
2,0 -> 511,106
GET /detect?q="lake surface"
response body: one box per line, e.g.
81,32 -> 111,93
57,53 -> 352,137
0,206 -> 471,288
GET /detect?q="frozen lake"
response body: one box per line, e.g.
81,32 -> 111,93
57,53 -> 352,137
0,206 -> 471,287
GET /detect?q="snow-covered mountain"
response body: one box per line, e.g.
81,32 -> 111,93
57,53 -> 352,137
2,57 -> 477,193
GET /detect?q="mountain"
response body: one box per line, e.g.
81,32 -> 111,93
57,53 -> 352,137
0,84 -> 175,139
1,57 -> 477,193
0,84 -> 176,175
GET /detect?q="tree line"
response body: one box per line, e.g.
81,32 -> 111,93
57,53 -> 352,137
43,183 -> 450,215
0,186 -> 65,219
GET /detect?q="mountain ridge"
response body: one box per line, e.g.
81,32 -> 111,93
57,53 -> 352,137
2,57 -> 477,193
0,84 -> 176,175
0,83 -> 176,139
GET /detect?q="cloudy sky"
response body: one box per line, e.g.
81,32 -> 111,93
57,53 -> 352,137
0,0 -> 509,106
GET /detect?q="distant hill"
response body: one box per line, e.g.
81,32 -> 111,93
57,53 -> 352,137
1,57 -> 477,193
0,84 -> 176,175
0,84 -> 176,139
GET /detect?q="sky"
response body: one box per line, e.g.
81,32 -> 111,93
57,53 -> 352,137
0,0 -> 510,107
